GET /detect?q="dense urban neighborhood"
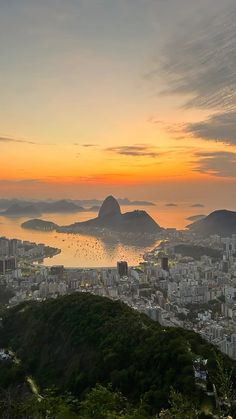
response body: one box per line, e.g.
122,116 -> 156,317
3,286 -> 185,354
1,230 -> 236,362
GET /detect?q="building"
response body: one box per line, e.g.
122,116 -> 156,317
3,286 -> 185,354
117,261 -> 128,277
0,238 -> 9,257
161,256 -> 169,271
50,265 -> 64,277
8,239 -> 18,256
0,257 -> 17,275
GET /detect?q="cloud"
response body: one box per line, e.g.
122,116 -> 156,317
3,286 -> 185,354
185,111 -> 236,144
106,145 -> 159,158
82,144 -> 98,147
191,203 -> 205,208
0,136 -> 36,145
147,2 -> 236,146
153,3 -> 236,111
73,143 -> 98,148
165,203 -> 178,207
194,151 -> 236,177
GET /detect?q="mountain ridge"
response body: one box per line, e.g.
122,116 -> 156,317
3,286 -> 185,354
188,209 -> 236,236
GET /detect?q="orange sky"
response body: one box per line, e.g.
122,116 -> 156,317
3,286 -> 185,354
1,1 -> 236,206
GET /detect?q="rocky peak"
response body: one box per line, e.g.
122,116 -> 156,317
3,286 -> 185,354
98,196 -> 121,218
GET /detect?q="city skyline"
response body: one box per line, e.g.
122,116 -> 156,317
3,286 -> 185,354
1,0 -> 236,206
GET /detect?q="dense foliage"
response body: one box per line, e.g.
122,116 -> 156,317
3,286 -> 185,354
0,384 -> 234,418
0,384 -> 151,418
0,284 -> 14,305
174,244 -> 221,260
0,293 -> 236,416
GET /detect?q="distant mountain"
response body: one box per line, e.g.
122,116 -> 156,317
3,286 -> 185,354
38,200 -> 84,213
188,209 -> 236,236
1,204 -> 41,217
59,195 -> 162,235
74,197 -> 155,207
117,198 -> 155,206
0,197 -> 155,214
186,214 -> 206,222
73,199 -> 102,207
0,199 -> 85,216
87,205 -> 101,212
21,219 -> 58,231
0,199 -> 34,210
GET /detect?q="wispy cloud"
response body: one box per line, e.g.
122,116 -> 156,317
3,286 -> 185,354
153,4 -> 236,111
147,2 -> 236,145
106,145 -> 159,158
0,136 -> 36,145
73,143 -> 98,148
194,151 -> 236,177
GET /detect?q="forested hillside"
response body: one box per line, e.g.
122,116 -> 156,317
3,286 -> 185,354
0,293 -> 235,417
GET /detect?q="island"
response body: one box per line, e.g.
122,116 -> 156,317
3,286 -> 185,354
21,219 -> 58,231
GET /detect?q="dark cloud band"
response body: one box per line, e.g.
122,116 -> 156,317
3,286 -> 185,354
194,151 -> 236,177
107,145 -> 159,158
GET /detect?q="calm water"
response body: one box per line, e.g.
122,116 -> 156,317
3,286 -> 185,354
0,203 -> 213,268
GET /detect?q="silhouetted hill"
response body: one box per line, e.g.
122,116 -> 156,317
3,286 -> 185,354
60,196 -> 162,235
0,199 -> 34,210
120,210 -> 161,233
1,204 -> 41,217
188,209 -> 236,236
186,214 -> 206,222
98,195 -> 121,217
21,219 -> 58,231
1,293 -> 234,412
1,200 -> 85,216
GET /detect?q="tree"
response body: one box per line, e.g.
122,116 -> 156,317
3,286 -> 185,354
210,354 -> 236,417
158,389 -> 200,419
79,384 -> 128,418
79,384 -> 152,419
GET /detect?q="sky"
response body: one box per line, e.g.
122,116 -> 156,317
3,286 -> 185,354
1,0 -> 236,206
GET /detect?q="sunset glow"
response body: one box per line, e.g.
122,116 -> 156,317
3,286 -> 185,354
0,0 -> 236,206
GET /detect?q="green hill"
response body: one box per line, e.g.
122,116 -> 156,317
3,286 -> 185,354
0,293 -> 236,417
